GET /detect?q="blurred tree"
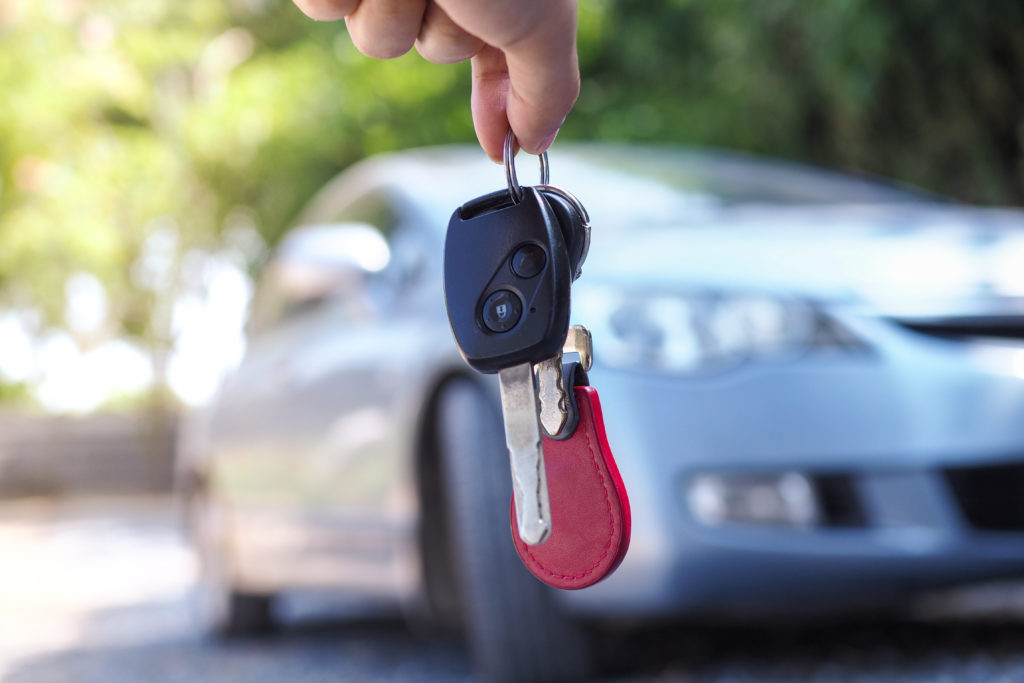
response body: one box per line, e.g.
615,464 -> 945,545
0,0 -> 472,405
570,0 -> 1024,203
0,0 -> 1020,407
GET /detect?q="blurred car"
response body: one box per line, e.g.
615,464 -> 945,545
177,144 -> 1024,682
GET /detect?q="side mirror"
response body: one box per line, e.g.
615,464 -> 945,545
247,223 -> 391,333
277,222 -> 391,276
272,222 -> 390,300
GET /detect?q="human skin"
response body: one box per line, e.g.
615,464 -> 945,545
291,0 -> 580,162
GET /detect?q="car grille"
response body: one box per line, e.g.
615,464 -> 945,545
893,315 -> 1024,342
811,474 -> 867,527
944,461 -> 1024,531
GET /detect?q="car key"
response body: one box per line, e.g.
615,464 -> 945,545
504,168 -> 631,587
511,359 -> 632,590
533,186 -> 590,439
443,132 -> 573,545
443,183 -> 571,374
538,324 -> 593,440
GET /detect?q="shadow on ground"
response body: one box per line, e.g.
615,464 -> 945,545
599,618 -> 1024,682
11,610 -> 1024,683
5,613 -> 473,683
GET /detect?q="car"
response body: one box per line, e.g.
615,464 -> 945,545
177,143 -> 1024,682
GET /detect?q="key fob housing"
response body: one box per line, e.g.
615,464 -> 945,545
444,187 -> 571,374
538,187 -> 589,282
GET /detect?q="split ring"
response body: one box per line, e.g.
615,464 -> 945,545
504,129 -> 550,203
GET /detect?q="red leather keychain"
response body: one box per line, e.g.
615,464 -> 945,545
510,383 -> 630,590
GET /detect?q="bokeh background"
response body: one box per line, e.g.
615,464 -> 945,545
2,0 -> 1023,414
1,1 -> 1024,680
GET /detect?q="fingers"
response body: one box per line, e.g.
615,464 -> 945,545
502,3 -> 580,155
440,0 -> 579,157
292,0 -> 359,21
345,0 -> 427,59
504,47 -> 579,156
293,0 -> 430,60
472,39 -> 579,162
415,3 -> 484,64
293,0 -> 580,160
471,46 -> 512,162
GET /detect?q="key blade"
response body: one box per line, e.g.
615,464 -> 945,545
536,356 -> 568,438
498,362 -> 551,545
564,325 -> 594,372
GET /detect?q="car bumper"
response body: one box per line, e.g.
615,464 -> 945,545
558,347 -> 1024,617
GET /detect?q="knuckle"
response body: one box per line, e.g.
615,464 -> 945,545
416,6 -> 482,64
295,0 -> 357,21
352,35 -> 414,59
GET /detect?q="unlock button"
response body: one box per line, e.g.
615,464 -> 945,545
482,289 -> 523,333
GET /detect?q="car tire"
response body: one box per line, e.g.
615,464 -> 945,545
437,377 -> 594,683
188,487 -> 275,638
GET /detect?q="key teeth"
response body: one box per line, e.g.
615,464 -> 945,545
537,325 -> 595,440
537,357 -> 569,438
564,325 -> 594,372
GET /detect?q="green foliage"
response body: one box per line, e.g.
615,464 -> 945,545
571,0 -> 1024,203
0,0 -> 1020,406
0,0 -> 473,389
0,380 -> 33,406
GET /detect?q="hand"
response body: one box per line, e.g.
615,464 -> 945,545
292,0 -> 580,162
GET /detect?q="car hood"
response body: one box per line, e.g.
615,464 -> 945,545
583,203 -> 1024,316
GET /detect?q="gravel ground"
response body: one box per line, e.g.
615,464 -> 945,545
4,621 -> 473,683
10,613 -> 1024,683
4,497 -> 1024,683
601,620 -> 1024,682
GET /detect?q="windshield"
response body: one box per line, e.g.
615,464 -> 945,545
393,144 -> 930,233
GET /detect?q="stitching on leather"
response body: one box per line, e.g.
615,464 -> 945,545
523,394 -> 615,581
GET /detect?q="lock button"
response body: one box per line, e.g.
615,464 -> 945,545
481,289 -> 522,333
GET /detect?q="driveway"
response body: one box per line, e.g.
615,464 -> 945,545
4,496 -> 1024,683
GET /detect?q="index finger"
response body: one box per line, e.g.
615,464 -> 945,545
504,26 -> 579,156
438,0 -> 580,159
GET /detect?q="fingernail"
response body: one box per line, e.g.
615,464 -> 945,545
536,129 -> 559,153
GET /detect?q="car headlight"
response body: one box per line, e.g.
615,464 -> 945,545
573,286 -> 863,374
686,471 -> 820,527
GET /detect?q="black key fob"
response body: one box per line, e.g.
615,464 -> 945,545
443,186 -> 572,374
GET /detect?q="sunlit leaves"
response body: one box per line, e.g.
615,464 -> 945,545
567,0 -> 1023,202
0,0 -> 1020,408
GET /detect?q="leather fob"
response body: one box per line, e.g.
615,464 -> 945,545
510,386 -> 631,590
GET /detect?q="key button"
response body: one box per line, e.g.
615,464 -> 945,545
511,244 -> 546,279
482,289 -> 523,333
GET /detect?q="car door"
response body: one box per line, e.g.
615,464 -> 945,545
284,189 -> 437,500
284,189 -> 449,590
214,188 -> 444,592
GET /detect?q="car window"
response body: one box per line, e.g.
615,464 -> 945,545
247,192 -> 401,334
332,191 -> 401,235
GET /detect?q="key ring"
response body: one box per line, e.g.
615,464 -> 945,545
504,129 -> 549,204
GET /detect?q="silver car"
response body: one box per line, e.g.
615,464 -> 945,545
178,144 -> 1024,682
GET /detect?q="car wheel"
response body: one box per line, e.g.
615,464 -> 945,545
437,377 -> 594,683
188,486 -> 275,637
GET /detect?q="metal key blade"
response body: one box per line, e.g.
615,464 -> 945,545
537,355 -> 568,438
498,362 -> 551,545
564,324 -> 593,372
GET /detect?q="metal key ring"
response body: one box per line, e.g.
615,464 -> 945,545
504,129 -> 550,203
